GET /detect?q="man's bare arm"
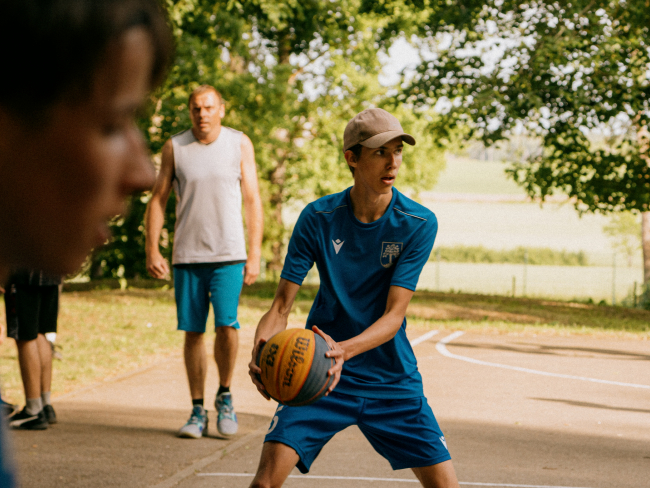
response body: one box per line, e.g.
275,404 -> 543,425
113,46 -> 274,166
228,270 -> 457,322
240,134 -> 263,285
144,139 -> 174,280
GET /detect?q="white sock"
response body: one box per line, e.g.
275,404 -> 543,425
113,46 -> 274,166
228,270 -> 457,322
25,397 -> 43,416
41,391 -> 51,406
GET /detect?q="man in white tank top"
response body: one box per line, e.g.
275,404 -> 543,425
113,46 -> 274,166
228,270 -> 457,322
145,85 -> 263,439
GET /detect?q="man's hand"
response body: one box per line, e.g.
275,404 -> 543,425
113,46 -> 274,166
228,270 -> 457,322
249,337 -> 271,400
243,257 -> 260,286
146,250 -> 170,280
312,325 -> 345,395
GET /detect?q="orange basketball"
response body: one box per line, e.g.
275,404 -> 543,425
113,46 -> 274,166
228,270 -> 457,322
256,329 -> 334,406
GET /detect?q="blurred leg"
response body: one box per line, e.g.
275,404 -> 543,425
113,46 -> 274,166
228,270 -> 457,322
184,332 -> 207,400
16,339 -> 41,400
214,326 -> 238,387
36,334 -> 52,394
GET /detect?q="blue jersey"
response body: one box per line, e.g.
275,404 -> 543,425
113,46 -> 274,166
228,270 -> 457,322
281,187 -> 437,399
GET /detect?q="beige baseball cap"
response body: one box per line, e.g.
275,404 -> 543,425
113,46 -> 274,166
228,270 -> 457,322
343,108 -> 416,152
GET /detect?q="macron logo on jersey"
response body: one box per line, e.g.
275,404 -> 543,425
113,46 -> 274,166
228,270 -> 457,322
332,239 -> 344,254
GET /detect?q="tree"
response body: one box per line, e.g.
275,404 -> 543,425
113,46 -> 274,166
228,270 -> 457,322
90,0 -> 446,279
603,211 -> 641,267
364,0 -> 650,285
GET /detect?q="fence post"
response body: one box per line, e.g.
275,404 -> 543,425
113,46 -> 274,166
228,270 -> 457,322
436,248 -> 441,292
611,253 -> 616,306
512,276 -> 516,297
633,281 -> 638,308
523,249 -> 528,297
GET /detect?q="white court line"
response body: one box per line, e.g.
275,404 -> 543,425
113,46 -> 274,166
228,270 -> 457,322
437,331 -> 650,390
409,329 -> 439,347
197,473 -> 594,487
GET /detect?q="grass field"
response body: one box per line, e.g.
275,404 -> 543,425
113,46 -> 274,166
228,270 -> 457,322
421,157 -> 625,261
429,156 -> 525,195
1,286 -> 648,406
419,261 -> 644,303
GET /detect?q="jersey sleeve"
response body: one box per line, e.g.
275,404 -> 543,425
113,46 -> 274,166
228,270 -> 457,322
280,205 -> 317,286
390,214 -> 438,291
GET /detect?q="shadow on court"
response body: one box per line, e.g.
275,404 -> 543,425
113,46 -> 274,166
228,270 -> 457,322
168,418 -> 650,488
9,331 -> 650,488
447,341 -> 650,361
531,397 -> 650,414
9,404 -> 271,488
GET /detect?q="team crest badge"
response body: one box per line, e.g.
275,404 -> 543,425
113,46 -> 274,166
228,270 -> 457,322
380,242 -> 403,268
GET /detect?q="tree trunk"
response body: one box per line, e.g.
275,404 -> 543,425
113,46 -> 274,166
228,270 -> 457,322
642,211 -> 650,286
267,161 -> 287,276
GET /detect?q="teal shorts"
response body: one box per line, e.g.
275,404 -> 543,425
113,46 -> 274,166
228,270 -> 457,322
173,263 -> 245,333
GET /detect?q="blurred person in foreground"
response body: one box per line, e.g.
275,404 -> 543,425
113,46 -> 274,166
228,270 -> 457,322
0,0 -> 172,485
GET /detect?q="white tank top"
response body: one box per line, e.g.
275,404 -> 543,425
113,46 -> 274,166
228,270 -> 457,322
171,127 -> 247,264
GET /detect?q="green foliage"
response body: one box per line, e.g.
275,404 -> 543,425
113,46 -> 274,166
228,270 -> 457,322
90,0 -> 447,278
91,193 -> 177,279
372,0 -> 650,214
603,211 -> 641,266
430,245 -> 589,266
639,284 -> 650,311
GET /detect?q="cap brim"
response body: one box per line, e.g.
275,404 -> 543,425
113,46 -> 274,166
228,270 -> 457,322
360,131 -> 416,149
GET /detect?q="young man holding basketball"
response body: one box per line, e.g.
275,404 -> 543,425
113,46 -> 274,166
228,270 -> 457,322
248,108 -> 460,488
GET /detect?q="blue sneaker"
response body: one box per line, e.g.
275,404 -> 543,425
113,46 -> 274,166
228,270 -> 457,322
178,405 -> 207,439
215,393 -> 238,437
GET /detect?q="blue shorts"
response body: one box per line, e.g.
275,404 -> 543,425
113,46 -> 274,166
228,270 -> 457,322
173,263 -> 245,333
264,390 -> 451,473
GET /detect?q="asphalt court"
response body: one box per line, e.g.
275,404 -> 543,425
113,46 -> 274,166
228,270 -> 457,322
10,327 -> 650,487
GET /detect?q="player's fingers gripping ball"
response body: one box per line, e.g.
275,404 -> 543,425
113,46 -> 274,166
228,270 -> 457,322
256,329 -> 335,406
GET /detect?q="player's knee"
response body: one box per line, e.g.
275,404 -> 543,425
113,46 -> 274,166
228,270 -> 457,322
215,325 -> 238,341
185,331 -> 204,344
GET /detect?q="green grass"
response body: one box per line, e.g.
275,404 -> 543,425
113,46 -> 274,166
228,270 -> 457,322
408,291 -> 650,336
1,290 -> 181,404
1,286 -> 648,404
417,261 -> 643,303
432,157 -> 525,195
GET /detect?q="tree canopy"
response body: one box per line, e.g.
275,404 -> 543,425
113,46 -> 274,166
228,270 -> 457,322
90,0 -> 446,279
365,0 -> 650,283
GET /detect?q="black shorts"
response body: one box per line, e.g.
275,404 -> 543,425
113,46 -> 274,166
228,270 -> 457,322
5,284 -> 59,341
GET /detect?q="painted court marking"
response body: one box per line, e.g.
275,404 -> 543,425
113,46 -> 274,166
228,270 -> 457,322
437,331 -> 650,390
165,330 -> 611,488
409,329 -> 440,347
197,472 -> 594,488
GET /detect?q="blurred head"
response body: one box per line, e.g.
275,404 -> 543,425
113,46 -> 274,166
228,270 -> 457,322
0,0 -> 172,277
189,85 -> 225,140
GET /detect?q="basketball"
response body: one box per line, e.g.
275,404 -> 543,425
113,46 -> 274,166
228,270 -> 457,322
256,328 -> 334,406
